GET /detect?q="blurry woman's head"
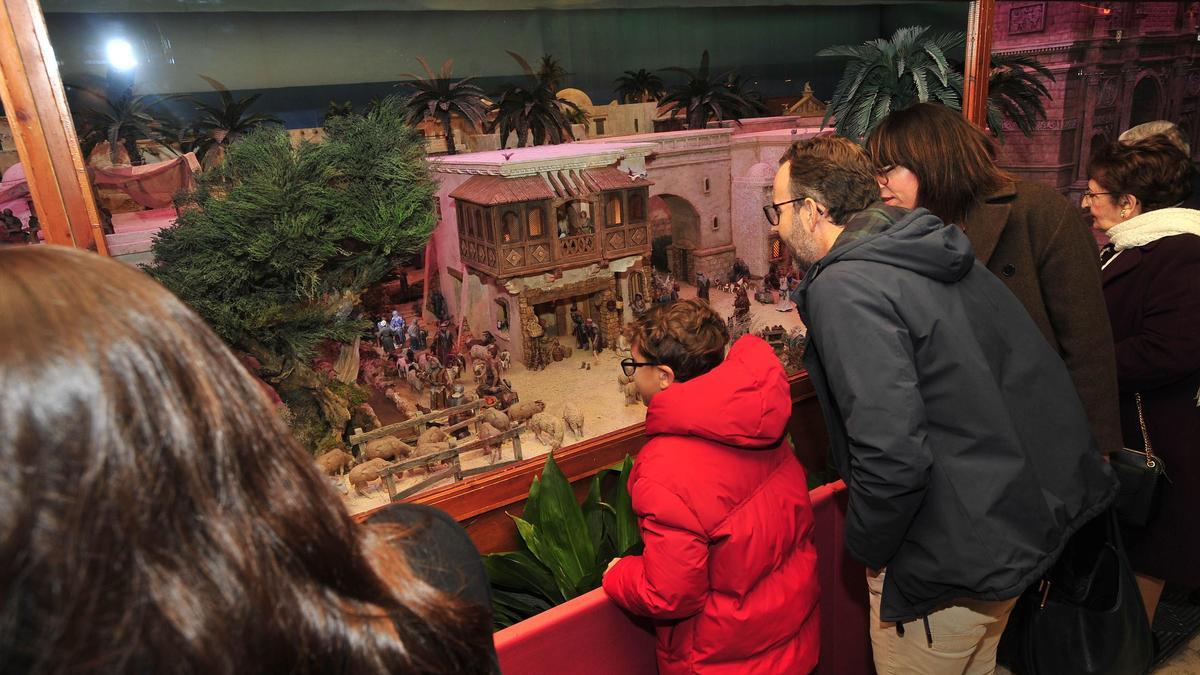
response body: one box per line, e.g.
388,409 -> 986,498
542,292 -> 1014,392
0,246 -> 488,674
865,102 -> 1014,226
1085,137 -> 1195,231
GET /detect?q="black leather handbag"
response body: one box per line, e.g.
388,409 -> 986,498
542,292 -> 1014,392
1110,393 -> 1168,527
998,510 -> 1154,675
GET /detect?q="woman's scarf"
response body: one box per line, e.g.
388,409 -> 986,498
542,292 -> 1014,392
1106,207 -> 1200,251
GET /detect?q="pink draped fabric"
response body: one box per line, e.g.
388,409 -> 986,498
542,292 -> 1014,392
0,163 -> 30,221
89,153 -> 201,209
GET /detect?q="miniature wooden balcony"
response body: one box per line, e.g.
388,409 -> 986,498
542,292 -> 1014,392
493,481 -> 874,675
452,173 -> 652,280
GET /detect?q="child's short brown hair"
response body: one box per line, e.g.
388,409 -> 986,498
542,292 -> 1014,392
631,299 -> 729,383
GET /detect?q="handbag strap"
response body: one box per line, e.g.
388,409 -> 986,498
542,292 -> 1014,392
1134,393 -> 1158,467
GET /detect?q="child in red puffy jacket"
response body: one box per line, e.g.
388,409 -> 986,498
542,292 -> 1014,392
603,299 -> 820,675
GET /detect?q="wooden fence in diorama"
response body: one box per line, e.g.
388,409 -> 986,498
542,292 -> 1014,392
347,399 -> 528,501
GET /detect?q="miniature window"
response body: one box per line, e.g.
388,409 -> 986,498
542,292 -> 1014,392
629,192 -> 646,221
495,298 -> 510,331
634,118 -> 639,133
594,118 -> 606,135
502,211 -> 520,243
468,208 -> 478,238
703,177 -> 711,193
484,209 -> 495,241
607,194 -> 623,227
527,206 -> 545,238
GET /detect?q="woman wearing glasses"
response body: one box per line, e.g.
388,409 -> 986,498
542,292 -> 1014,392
1085,137 -> 1200,624
863,103 -> 1123,460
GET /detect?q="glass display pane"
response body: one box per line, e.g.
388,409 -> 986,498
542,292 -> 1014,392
31,0 -> 981,510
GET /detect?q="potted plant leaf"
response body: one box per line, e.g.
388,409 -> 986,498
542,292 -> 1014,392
484,453 -> 641,629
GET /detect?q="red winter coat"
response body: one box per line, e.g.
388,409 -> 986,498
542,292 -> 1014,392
602,336 -> 820,674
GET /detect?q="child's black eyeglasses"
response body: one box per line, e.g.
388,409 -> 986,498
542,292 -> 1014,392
620,358 -> 660,377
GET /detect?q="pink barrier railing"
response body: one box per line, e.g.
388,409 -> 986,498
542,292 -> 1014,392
494,479 -> 874,675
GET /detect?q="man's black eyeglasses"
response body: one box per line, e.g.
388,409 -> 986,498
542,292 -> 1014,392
620,357 -> 659,377
764,198 -> 824,227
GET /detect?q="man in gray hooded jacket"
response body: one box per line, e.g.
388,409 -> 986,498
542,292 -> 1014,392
772,136 -> 1116,674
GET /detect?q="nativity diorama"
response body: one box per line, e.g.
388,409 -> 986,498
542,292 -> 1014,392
28,3 -> 1077,513
24,50 -> 821,514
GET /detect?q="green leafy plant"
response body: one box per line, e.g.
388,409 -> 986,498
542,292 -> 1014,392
489,51 -> 581,149
818,26 -> 964,141
659,50 -> 762,130
70,85 -> 180,166
323,100 -> 355,124
615,69 -> 666,104
484,453 -> 641,629
819,26 -> 1054,141
397,58 -> 488,155
149,97 -> 436,452
536,54 -> 569,92
986,52 -> 1055,139
179,75 -> 283,168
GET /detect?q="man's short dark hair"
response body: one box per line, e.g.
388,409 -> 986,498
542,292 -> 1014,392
782,136 -> 880,225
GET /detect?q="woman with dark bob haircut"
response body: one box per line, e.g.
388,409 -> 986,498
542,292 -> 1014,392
0,246 -> 495,674
1086,137 -> 1200,625
866,102 -> 1122,458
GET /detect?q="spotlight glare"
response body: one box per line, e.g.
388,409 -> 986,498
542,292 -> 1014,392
106,39 -> 137,71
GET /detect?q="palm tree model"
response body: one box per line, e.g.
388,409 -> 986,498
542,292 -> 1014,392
397,58 -> 488,156
986,53 -> 1055,138
490,51 -> 581,149
71,85 -> 178,166
614,69 -> 666,104
658,51 -> 760,130
181,75 -> 282,167
819,26 -> 1054,140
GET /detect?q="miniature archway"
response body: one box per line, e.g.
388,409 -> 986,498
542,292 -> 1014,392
1129,76 -> 1163,128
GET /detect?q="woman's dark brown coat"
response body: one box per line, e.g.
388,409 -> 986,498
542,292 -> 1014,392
964,180 -> 1123,455
1102,232 -> 1200,585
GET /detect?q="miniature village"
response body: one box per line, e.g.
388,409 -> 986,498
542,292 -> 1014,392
1,4 -> 997,513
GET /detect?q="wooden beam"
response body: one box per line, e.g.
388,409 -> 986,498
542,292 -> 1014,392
962,0 -> 996,130
0,0 -> 107,253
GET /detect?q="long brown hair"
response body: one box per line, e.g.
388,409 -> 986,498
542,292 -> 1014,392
0,246 -> 490,674
865,102 -> 1015,226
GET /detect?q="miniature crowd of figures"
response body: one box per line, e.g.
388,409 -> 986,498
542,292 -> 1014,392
331,255 -> 809,498
0,202 -> 40,245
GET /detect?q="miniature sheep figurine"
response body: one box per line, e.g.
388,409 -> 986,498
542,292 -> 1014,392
478,406 -> 511,432
507,400 -> 546,424
348,458 -> 392,496
528,412 -> 565,451
617,372 -> 633,392
417,426 -> 450,450
469,344 -> 493,364
478,421 -> 503,463
562,403 -> 584,439
623,381 -> 641,406
362,436 -> 413,462
315,448 -> 354,475
406,368 -> 424,394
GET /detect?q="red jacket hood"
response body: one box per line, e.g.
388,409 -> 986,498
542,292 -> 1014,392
645,335 -> 791,449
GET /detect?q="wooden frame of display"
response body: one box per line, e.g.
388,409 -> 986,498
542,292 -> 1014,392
0,0 -> 107,253
963,0 -> 995,129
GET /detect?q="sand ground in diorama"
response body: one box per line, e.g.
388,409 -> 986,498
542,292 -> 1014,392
339,281 -> 806,516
